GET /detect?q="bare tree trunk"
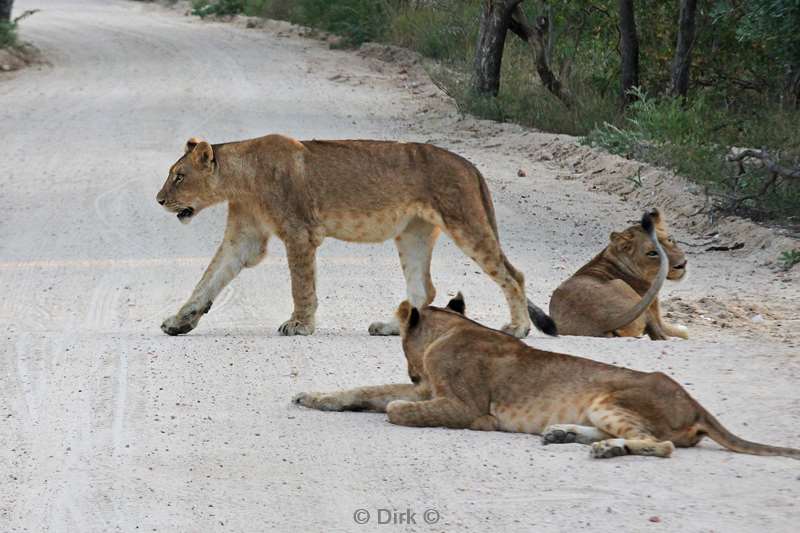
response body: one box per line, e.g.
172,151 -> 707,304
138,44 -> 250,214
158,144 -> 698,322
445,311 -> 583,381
618,0 -> 639,106
473,0 -> 522,96
670,0 -> 698,97
0,0 -> 13,23
508,5 -> 572,107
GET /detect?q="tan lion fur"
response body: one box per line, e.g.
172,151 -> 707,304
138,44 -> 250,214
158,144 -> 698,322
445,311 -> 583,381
294,295 -> 800,460
156,134 -> 550,337
549,209 -> 689,340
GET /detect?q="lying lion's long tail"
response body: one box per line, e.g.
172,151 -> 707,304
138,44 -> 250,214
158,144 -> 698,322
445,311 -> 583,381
602,210 -> 668,334
699,409 -> 800,459
476,171 -> 557,336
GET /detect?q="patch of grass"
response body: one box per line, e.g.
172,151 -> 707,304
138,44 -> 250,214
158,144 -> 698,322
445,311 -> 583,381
191,0 -> 245,18
0,20 -> 18,48
778,249 -> 800,270
586,89 -> 800,220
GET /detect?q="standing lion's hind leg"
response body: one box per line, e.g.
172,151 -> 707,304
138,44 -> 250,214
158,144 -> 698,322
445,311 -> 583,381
445,225 -> 530,338
587,404 -> 674,459
369,218 -> 439,336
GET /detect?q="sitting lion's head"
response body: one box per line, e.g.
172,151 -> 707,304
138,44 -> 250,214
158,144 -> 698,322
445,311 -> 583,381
156,137 -> 221,224
606,208 -> 687,282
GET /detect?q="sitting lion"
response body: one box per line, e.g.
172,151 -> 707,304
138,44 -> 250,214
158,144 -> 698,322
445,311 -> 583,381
549,208 -> 688,340
156,135 -> 556,338
294,294 -> 799,460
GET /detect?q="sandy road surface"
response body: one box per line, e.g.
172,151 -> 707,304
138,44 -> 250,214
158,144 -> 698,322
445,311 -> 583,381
1,1 -> 798,531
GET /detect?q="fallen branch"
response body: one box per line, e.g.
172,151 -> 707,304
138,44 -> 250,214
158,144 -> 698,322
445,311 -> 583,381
727,148 -> 800,180
13,9 -> 40,24
706,242 -> 744,252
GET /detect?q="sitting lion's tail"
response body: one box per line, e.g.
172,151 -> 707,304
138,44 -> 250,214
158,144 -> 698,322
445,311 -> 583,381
476,171 -> 557,337
603,209 -> 668,334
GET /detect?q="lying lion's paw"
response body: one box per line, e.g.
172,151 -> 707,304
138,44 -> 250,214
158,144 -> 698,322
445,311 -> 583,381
368,321 -> 400,336
292,392 -> 342,411
278,318 -> 314,336
590,439 -> 628,459
160,315 -> 198,336
501,323 -> 530,339
542,425 -> 578,445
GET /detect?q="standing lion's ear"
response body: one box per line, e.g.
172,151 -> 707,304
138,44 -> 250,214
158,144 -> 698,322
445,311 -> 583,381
185,137 -> 204,153
446,292 -> 466,315
190,141 -> 215,170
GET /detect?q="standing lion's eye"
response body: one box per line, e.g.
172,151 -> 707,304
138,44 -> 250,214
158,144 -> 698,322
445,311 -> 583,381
174,174 -> 184,184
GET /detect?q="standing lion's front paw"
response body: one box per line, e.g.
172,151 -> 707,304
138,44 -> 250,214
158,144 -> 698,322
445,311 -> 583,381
161,314 -> 198,336
278,318 -> 315,336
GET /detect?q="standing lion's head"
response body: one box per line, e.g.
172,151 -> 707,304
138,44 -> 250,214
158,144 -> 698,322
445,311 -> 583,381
156,137 -> 222,224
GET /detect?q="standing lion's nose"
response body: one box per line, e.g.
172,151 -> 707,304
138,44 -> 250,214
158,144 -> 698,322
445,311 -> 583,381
156,192 -> 166,205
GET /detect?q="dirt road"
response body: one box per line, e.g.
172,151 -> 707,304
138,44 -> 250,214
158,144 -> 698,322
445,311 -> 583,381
1,1 -> 798,531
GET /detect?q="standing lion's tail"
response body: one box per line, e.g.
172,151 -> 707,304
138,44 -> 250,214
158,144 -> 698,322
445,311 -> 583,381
527,299 -> 558,336
699,410 -> 800,459
476,170 -> 557,337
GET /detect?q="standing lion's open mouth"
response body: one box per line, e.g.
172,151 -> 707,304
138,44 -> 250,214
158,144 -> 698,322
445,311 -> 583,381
177,207 -> 195,223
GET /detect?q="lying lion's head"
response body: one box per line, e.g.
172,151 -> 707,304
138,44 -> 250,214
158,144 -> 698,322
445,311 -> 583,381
156,137 -> 222,224
396,294 -> 467,385
606,208 -> 687,282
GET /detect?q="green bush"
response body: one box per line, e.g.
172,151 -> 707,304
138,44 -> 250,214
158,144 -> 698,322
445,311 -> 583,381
185,0 -> 800,222
0,20 -> 17,48
586,89 -> 800,219
191,0 -> 245,18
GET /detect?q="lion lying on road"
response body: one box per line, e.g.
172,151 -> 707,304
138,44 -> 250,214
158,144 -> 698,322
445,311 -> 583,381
549,208 -> 688,340
295,222 -> 798,460
156,135 -> 555,338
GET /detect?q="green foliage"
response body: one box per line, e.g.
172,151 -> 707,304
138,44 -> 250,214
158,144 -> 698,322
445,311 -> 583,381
586,89 -> 800,219
778,249 -> 800,270
186,0 -> 800,221
387,2 -> 479,62
193,0 -> 394,45
0,20 -> 16,48
191,0 -> 245,18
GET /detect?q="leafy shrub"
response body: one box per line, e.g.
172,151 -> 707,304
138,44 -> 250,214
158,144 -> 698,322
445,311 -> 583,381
586,89 -> 800,219
0,20 -> 17,48
191,0 -> 245,18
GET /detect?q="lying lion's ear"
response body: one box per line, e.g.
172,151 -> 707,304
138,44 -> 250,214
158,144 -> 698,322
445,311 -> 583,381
446,292 -> 466,315
191,141 -> 215,169
185,137 -> 203,153
396,301 -> 420,329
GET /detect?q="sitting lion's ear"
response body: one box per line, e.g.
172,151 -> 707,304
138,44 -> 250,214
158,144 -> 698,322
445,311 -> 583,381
185,137 -> 204,153
610,230 -> 633,251
446,292 -> 466,315
191,141 -> 215,170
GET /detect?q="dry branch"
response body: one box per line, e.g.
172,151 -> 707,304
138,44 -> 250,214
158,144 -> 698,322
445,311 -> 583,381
13,9 -> 39,24
727,149 -> 800,180
507,4 -> 573,108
